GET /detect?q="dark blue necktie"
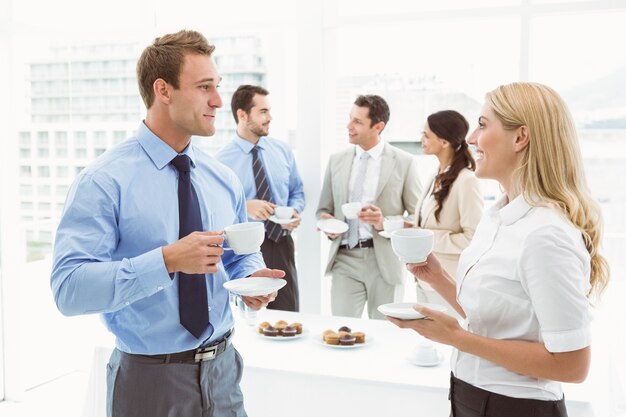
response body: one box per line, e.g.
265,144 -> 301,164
171,154 -> 209,339
251,146 -> 283,242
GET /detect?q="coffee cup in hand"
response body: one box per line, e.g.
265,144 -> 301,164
224,222 -> 265,255
390,228 -> 434,263
383,217 -> 404,234
341,202 -> 362,220
274,206 -> 293,220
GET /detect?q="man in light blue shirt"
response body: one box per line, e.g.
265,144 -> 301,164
50,30 -> 283,417
217,85 -> 305,311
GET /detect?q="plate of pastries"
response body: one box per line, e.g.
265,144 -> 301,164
320,326 -> 368,349
258,320 -> 305,340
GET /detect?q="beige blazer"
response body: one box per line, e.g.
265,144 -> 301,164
316,143 -> 422,285
416,168 -> 483,278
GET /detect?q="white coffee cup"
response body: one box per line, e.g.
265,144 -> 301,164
390,228 -> 434,263
341,202 -> 362,219
274,206 -> 293,220
409,343 -> 440,366
224,222 -> 265,255
383,217 -> 404,234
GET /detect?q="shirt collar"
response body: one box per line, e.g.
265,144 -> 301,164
136,121 -> 197,169
356,140 -> 385,160
232,133 -> 267,154
488,193 -> 534,226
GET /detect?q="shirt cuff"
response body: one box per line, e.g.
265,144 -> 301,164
129,247 -> 173,295
542,325 -> 591,352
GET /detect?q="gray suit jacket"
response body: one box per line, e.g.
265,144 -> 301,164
316,143 -> 422,285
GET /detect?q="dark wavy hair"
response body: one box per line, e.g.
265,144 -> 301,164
427,110 -> 475,222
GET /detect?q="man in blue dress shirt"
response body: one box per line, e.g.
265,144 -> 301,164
50,30 -> 284,417
216,85 -> 305,311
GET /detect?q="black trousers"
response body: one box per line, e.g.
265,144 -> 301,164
260,233 -> 299,311
449,373 -> 568,417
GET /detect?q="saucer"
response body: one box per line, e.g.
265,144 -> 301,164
316,218 -> 349,234
223,277 -> 287,297
379,231 -> 393,239
377,302 -> 447,320
406,351 -> 443,367
268,215 -> 294,225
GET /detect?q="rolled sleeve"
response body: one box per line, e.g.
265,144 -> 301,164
519,225 -> 592,352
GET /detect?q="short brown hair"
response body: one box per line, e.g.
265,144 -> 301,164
354,95 -> 390,127
231,85 -> 269,123
137,30 -> 215,109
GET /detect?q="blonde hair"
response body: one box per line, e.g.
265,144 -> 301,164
486,82 -> 609,298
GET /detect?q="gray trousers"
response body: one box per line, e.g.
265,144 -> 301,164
106,344 -> 246,417
331,247 -> 403,320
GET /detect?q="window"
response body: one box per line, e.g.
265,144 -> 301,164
55,131 -> 68,145
37,185 -> 51,196
36,131 -> 49,145
20,184 -> 33,196
19,131 -> 31,146
55,185 -> 69,196
55,166 -> 69,177
37,166 -> 50,177
37,202 -> 51,211
20,166 -> 32,177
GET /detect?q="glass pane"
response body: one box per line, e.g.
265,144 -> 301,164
336,17 -> 519,193
530,11 -> 626,284
337,0 -> 521,17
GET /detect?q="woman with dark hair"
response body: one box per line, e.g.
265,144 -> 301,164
414,110 -> 483,305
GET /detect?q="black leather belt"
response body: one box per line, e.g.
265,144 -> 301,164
142,329 -> 234,363
339,239 -> 374,250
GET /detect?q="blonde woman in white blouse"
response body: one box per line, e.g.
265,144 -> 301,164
414,111 -> 483,309
388,83 -> 609,417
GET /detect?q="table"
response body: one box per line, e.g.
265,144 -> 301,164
84,309 -> 596,417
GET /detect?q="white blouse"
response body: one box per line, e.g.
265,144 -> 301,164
452,194 -> 592,400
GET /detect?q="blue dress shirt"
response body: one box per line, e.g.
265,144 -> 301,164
51,122 -> 265,354
216,135 -> 305,215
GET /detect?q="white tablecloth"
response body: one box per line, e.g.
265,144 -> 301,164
84,309 -> 596,417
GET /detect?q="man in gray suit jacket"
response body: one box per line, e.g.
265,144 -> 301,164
316,95 -> 422,319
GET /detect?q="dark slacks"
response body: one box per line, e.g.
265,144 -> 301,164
261,233 -> 299,311
449,373 -> 568,417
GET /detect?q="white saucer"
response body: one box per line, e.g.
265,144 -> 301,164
316,218 -> 349,234
223,277 -> 286,297
258,329 -> 307,341
379,231 -> 393,239
377,302 -> 447,320
268,215 -> 294,225
406,352 -> 443,367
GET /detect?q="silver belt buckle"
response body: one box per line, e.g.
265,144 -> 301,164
194,346 -> 217,362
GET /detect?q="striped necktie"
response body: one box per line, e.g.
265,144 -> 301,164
251,146 -> 283,242
171,154 -> 209,339
347,152 -> 370,248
